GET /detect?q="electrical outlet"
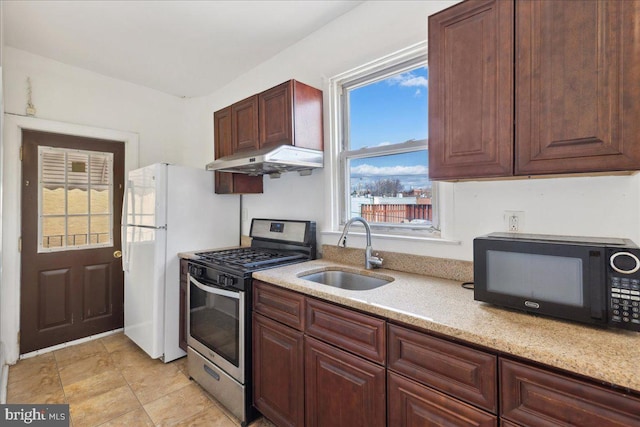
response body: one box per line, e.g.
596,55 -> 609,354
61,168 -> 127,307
504,210 -> 525,232
242,208 -> 248,221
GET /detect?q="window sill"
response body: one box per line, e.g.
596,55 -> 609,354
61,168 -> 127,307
321,230 -> 461,245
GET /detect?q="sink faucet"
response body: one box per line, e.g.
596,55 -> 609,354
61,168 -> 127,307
337,216 -> 383,269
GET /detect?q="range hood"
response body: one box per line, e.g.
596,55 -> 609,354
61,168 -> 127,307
206,145 -> 323,177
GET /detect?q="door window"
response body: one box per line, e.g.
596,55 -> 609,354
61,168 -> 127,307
38,146 -> 114,252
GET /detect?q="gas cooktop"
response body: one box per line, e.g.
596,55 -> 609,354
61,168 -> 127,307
195,247 -> 307,270
193,219 -> 317,274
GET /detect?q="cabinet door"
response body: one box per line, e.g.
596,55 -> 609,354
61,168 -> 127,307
232,95 -> 260,153
253,313 -> 305,427
388,372 -> 497,427
179,259 -> 188,352
516,0 -> 640,175
305,336 -> 385,427
259,81 -> 293,150
214,107 -> 235,194
500,359 -> 640,427
214,106 -> 263,194
428,0 -> 514,180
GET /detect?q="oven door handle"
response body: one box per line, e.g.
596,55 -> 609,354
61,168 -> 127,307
189,275 -> 240,300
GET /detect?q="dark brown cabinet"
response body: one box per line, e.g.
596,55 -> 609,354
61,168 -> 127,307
388,372 -> 497,427
428,0 -> 514,180
387,324 -> 498,427
253,281 -> 306,427
500,359 -> 640,427
387,324 -> 497,413
253,312 -> 305,427
179,258 -> 188,352
231,96 -> 260,153
306,298 -> 386,365
305,336 -> 386,427
258,80 -> 324,151
515,0 -> 640,175
213,106 -> 263,194
428,0 -> 640,180
213,79 -> 323,194
252,281 -> 385,427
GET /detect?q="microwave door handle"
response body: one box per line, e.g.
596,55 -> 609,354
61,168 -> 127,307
189,275 -> 240,300
589,250 -> 605,320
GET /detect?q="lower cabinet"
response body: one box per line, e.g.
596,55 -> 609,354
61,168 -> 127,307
388,372 -> 497,427
253,313 -> 304,427
253,280 -> 385,427
500,359 -> 640,427
252,280 -> 640,427
305,337 -> 385,427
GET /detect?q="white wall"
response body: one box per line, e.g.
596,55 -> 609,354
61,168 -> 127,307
182,0 -> 461,239
184,0 -> 640,261
1,46 -> 176,363
3,47 -> 186,166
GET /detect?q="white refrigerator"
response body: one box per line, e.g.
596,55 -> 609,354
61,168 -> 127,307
122,163 -> 240,362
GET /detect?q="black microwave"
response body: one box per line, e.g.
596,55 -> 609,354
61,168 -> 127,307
474,233 -> 640,331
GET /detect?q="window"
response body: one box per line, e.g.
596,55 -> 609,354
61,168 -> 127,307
331,43 -> 437,236
39,146 -> 114,251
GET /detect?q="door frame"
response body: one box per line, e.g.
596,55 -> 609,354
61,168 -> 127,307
2,114 -> 139,364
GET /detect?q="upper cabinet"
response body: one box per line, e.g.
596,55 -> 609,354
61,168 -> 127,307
213,79 -> 323,194
428,0 -> 640,180
259,80 -> 324,151
214,106 -> 263,194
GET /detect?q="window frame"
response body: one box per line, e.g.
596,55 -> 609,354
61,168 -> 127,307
329,42 -> 439,237
38,145 -> 114,253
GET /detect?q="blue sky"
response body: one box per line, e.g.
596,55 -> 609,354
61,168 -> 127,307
348,66 -> 430,191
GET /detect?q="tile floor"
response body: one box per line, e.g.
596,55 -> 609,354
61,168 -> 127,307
6,333 -> 274,427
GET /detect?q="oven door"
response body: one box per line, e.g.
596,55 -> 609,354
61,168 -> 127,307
187,273 -> 245,384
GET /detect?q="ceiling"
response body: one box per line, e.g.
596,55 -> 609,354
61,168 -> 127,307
3,0 -> 363,98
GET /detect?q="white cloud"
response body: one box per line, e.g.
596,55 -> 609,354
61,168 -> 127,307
414,89 -> 422,97
388,72 -> 428,89
351,164 -> 428,176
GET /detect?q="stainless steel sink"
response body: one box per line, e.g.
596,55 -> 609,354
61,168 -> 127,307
300,269 -> 392,291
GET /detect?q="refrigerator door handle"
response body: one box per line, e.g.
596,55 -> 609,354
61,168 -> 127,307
124,224 -> 167,230
121,179 -> 131,272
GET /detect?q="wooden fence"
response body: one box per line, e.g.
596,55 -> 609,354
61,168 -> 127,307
360,203 -> 432,224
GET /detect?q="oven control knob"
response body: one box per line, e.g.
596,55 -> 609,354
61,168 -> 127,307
224,276 -> 235,287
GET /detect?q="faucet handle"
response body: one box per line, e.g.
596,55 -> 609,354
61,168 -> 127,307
369,252 -> 383,268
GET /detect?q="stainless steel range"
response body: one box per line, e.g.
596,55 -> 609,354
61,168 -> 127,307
187,219 -> 316,426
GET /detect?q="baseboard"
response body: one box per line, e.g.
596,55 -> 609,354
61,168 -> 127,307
19,328 -> 124,360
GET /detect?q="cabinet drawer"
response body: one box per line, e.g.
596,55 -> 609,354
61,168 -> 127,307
253,281 -> 305,331
500,359 -> 640,427
388,324 -> 497,413
388,372 -> 497,427
306,298 -> 385,364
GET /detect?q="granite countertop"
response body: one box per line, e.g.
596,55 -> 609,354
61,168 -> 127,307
252,258 -> 640,393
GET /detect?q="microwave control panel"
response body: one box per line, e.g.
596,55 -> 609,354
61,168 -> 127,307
608,249 -> 640,331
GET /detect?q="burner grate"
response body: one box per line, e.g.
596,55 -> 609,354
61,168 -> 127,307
196,248 -> 306,269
